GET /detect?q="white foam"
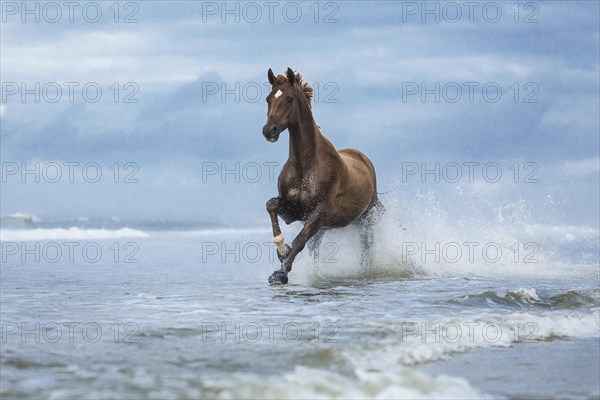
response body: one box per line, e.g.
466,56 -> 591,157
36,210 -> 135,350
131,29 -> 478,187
508,287 -> 540,302
524,224 -> 600,244
169,227 -> 272,236
0,227 -> 149,241
198,365 -> 488,399
344,309 -> 600,367
279,224 -> 424,285
263,192 -> 599,282
364,193 -> 600,279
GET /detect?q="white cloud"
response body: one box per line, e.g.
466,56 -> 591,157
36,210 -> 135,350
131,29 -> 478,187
540,95 -> 600,131
524,224 -> 600,244
562,158 -> 600,176
1,28 -> 216,89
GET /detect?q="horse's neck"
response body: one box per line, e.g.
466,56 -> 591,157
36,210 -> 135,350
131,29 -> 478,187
287,102 -> 336,172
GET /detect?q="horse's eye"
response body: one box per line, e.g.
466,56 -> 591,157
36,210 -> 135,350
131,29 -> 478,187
286,96 -> 293,103
266,97 -> 271,103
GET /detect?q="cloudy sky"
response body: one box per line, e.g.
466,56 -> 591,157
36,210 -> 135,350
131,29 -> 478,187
1,1 -> 598,227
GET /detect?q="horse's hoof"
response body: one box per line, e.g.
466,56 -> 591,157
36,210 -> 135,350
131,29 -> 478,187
268,270 -> 288,285
277,244 -> 292,263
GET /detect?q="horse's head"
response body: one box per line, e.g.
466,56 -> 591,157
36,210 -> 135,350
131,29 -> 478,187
262,67 -> 312,143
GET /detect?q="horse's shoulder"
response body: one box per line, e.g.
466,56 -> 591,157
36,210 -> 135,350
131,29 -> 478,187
338,148 -> 369,163
339,148 -> 362,156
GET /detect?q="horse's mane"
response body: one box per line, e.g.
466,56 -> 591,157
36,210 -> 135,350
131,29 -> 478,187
274,72 -> 314,107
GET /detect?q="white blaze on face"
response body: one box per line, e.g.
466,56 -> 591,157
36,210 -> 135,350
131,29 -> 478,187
274,89 -> 283,99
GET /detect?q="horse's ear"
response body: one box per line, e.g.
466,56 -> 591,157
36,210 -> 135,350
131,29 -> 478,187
286,67 -> 295,85
268,68 -> 276,85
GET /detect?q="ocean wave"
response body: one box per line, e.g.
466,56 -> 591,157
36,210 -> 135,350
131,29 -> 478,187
0,213 -> 42,229
344,309 -> 600,367
196,365 -> 487,399
191,309 -> 598,399
0,227 -> 150,241
447,288 -> 599,310
167,227 -> 272,236
1,212 -> 41,223
1,361 -> 488,399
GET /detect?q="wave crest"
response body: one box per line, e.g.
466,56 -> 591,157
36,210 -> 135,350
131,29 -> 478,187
0,227 -> 149,241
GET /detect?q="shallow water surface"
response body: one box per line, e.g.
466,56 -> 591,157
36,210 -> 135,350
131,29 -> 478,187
1,228 -> 599,399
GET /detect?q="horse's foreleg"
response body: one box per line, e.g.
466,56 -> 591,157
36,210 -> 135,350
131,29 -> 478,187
280,208 -> 325,273
266,197 -> 290,261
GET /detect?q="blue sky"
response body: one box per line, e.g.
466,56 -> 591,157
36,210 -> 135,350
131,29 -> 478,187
1,1 -> 598,227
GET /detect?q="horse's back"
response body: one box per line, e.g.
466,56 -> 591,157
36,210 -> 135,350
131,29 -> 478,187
334,148 -> 378,219
338,148 -> 377,188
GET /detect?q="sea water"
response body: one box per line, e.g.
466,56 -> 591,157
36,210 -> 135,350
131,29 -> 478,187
1,201 -> 598,399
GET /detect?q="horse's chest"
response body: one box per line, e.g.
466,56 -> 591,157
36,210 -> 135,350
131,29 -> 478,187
284,180 -> 313,205
281,169 -> 317,207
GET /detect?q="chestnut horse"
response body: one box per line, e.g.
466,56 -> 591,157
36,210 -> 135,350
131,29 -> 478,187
263,68 -> 381,284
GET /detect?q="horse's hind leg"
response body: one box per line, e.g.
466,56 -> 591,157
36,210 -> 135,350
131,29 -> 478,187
266,197 -> 291,262
308,230 -> 325,262
358,209 -> 378,271
359,225 -> 374,271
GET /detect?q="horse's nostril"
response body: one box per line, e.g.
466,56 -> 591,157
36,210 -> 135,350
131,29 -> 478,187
270,126 -> 278,135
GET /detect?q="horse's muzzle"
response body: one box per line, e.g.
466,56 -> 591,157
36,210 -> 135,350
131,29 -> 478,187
262,123 -> 280,143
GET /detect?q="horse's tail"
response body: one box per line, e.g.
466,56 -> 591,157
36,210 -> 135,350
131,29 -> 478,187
375,198 -> 386,215
377,184 -> 401,196
374,190 -> 408,232
367,197 -> 386,221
